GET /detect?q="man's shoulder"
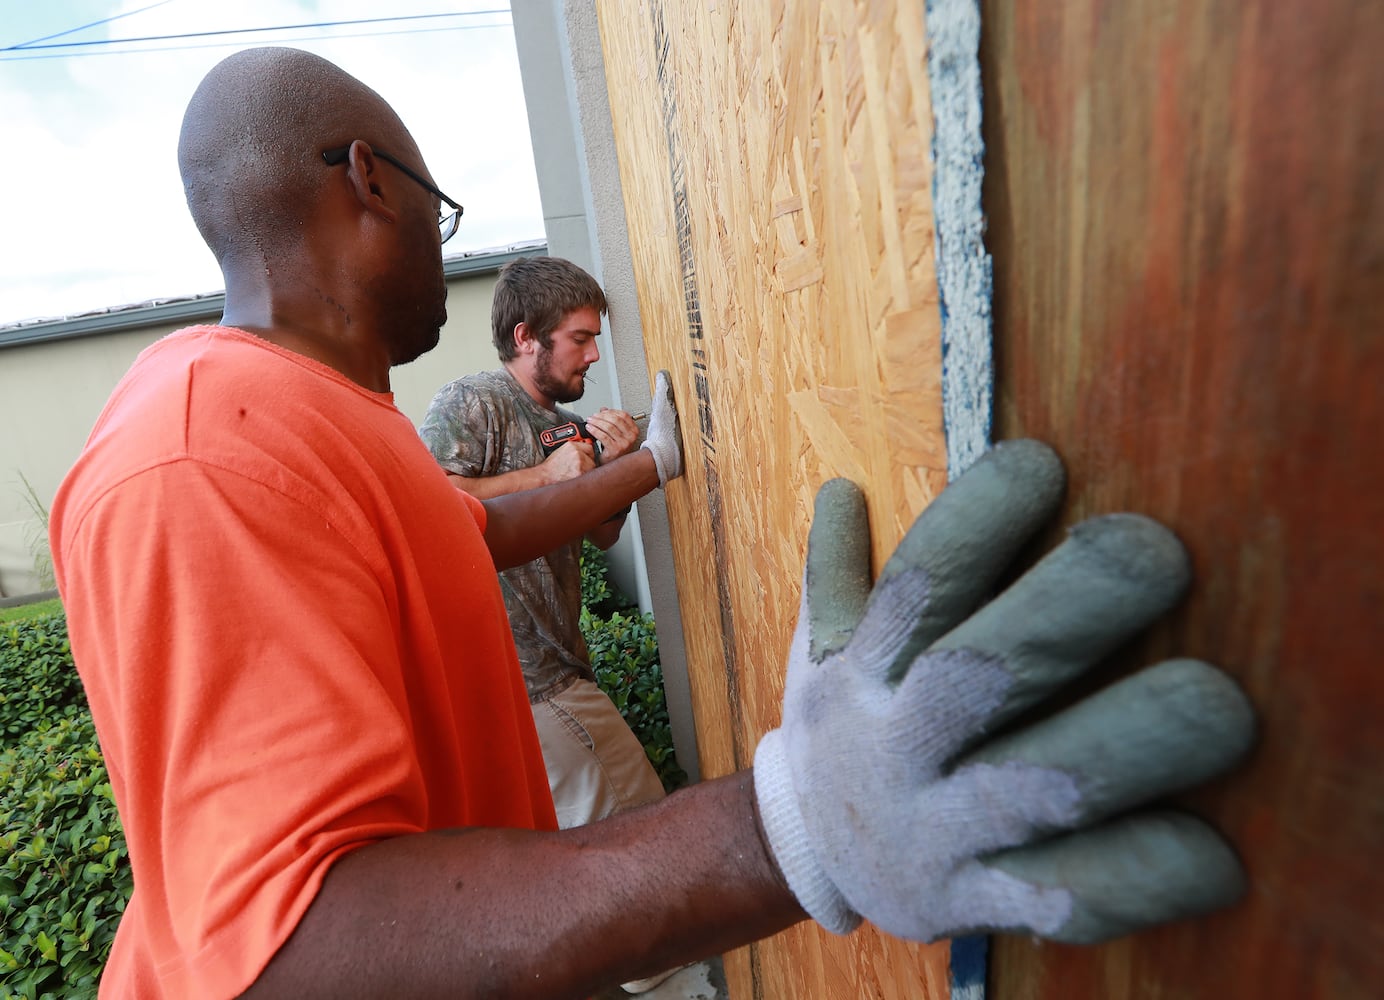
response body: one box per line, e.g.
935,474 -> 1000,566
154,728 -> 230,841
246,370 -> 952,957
424,371 -> 495,428
81,326 -> 376,457
429,369 -> 523,411
435,368 -> 506,397
419,369 -> 539,461
54,327 -> 401,544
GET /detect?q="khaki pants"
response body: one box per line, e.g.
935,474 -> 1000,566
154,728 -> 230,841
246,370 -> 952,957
531,676 -> 668,829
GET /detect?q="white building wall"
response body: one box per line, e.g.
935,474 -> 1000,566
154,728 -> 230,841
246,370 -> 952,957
0,259 -> 520,599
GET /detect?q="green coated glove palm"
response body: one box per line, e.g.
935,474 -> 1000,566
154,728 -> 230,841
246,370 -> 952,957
753,439 -> 1255,943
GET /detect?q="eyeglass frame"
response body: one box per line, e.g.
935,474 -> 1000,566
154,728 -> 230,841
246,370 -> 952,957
322,145 -> 464,243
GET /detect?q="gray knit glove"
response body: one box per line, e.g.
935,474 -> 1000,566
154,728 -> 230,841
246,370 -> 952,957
639,370 -> 683,487
754,439 -> 1255,943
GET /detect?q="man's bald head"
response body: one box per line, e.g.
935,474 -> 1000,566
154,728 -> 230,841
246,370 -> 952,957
178,47 -> 414,267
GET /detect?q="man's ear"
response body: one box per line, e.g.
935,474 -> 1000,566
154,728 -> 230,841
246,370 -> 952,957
343,140 -> 400,226
513,322 -> 538,356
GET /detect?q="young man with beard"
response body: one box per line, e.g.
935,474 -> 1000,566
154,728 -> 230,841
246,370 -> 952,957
419,257 -> 670,834
421,258 -> 690,992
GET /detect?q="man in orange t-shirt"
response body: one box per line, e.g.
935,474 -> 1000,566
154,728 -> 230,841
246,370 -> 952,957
53,47 -> 687,998
54,324 -> 574,994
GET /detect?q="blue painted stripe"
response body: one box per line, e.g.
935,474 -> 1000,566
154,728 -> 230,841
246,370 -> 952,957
949,935 -> 989,1000
926,1 -> 993,994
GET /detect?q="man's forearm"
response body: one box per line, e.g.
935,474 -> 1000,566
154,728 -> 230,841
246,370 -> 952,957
483,451 -> 661,569
241,772 -> 804,999
447,465 -> 547,501
586,512 -> 625,551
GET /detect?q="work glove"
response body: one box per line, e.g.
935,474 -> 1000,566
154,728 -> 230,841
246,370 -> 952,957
753,439 -> 1255,943
639,370 -> 683,487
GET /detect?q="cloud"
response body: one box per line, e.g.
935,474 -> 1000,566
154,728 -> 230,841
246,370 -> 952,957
0,1 -> 545,324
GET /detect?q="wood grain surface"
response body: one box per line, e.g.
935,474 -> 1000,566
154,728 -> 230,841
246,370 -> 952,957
595,0 -> 952,996
980,0 -> 1383,996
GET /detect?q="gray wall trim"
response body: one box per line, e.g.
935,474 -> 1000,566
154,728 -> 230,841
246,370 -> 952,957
512,0 -> 701,783
0,295 -> 226,349
555,0 -> 700,784
0,588 -> 60,610
0,242 -> 548,351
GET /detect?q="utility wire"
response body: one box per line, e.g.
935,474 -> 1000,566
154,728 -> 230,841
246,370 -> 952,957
3,0 -> 175,50
0,20 -> 513,63
1,10 -> 508,53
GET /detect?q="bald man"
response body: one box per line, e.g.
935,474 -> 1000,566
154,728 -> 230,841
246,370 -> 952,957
52,46 -> 1255,1000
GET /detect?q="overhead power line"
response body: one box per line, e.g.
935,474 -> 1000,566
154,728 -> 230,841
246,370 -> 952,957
5,0 -> 177,49
0,19 -> 514,63
1,10 -> 510,54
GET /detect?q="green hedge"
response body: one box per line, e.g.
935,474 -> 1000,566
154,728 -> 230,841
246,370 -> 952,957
0,549 -> 685,997
0,599 -> 63,627
1,612 -> 130,1000
0,614 -> 85,740
579,543 -> 687,792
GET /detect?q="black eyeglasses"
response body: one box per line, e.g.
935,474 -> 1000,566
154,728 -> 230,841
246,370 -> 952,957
322,145 -> 463,243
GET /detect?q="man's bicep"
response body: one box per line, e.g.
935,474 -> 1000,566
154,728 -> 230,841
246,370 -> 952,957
419,383 -> 493,477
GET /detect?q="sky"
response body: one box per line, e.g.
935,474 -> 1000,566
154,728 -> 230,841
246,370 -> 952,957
0,1 -> 546,326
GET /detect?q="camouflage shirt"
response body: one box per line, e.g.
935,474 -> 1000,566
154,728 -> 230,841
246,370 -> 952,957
419,368 -> 592,702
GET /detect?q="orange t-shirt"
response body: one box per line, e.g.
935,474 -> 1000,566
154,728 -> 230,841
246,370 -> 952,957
51,326 -> 557,998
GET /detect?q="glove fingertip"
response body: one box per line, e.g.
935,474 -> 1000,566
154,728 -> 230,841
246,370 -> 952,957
1149,658 -> 1258,770
965,438 -> 1066,524
877,439 -> 1065,637
805,479 -> 872,659
986,437 -> 1064,486
812,478 -> 866,529
988,810 -> 1247,944
1065,513 -> 1191,611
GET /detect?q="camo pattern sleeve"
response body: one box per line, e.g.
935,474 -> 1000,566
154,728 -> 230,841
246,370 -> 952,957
418,369 -> 594,701
421,370 -> 535,477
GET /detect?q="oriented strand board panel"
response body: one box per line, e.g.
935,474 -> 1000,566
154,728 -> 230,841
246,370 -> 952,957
981,0 -> 1384,997
595,1 -> 951,997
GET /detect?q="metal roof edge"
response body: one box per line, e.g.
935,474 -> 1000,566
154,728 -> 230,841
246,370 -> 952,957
0,241 -> 547,350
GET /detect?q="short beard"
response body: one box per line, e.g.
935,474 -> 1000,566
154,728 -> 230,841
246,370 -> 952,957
534,347 -> 585,404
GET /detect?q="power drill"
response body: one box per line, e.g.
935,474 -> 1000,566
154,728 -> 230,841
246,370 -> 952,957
538,418 -> 595,456
539,412 -> 647,461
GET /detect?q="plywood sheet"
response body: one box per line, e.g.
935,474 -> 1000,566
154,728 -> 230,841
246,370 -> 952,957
595,1 -> 951,996
980,0 -> 1384,996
